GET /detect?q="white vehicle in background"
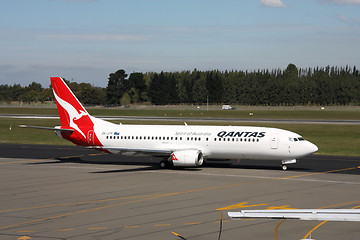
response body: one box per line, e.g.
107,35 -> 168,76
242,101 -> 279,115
221,104 -> 235,110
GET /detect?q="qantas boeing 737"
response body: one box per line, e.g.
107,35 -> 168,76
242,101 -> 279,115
21,77 -> 318,170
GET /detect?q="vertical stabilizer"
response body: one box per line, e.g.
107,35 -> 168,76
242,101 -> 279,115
51,77 -> 88,127
50,77 -> 97,146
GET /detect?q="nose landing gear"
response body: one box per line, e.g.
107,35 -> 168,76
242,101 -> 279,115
281,159 -> 297,171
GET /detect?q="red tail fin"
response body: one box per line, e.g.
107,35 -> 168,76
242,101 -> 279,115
50,77 -> 95,145
51,77 -> 88,127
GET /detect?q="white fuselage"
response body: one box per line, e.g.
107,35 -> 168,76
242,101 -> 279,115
93,120 -> 318,162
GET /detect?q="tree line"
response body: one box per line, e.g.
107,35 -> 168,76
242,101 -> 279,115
0,80 -> 106,105
1,64 -> 359,106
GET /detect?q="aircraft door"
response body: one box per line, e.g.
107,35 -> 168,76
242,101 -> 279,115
87,130 -> 94,145
270,133 -> 278,149
288,138 -> 295,155
288,140 -> 293,154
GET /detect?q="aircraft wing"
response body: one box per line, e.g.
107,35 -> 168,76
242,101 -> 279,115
19,125 -> 74,132
228,209 -> 360,222
94,147 -> 173,156
96,147 -> 203,158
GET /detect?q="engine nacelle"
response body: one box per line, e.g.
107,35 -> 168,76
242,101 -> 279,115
171,150 -> 204,167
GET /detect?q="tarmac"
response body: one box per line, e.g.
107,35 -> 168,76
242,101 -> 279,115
1,144 -> 360,240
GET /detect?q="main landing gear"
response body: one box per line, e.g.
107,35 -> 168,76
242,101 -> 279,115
281,159 -> 297,171
159,160 -> 173,169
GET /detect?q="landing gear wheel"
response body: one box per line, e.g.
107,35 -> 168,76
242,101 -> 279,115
160,161 -> 173,169
281,164 -> 288,171
160,161 -> 167,169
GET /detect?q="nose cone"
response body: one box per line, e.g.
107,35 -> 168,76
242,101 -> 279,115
308,141 -> 318,154
294,141 -> 318,158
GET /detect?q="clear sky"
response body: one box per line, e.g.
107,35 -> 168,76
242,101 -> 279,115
1,0 -> 359,87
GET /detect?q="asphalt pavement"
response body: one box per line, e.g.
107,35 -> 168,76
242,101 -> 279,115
1,144 -> 360,240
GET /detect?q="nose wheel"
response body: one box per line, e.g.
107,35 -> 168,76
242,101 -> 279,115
281,159 -> 297,171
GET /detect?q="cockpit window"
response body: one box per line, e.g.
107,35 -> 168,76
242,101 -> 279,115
291,137 -> 305,142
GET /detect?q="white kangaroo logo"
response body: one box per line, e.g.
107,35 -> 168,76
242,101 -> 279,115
53,90 -> 88,139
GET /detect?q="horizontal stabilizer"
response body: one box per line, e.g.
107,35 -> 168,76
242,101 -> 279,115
19,125 -> 74,132
228,209 -> 360,222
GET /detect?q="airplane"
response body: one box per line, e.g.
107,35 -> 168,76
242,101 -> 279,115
20,77 -> 318,170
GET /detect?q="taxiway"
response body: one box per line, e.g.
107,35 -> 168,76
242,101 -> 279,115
0,144 -> 360,240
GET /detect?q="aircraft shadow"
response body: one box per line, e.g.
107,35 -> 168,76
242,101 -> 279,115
23,152 -> 360,175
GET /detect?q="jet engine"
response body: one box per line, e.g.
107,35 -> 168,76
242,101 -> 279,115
171,150 -> 204,167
